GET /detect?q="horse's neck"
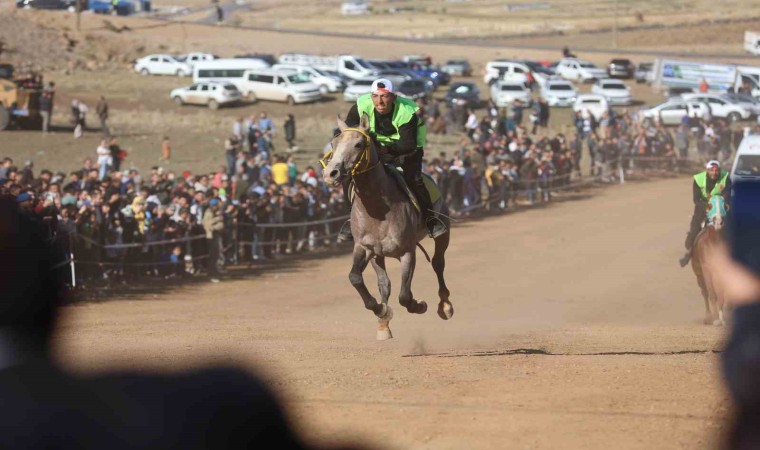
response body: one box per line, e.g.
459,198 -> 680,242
353,146 -> 393,213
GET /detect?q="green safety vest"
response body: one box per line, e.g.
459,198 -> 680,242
356,94 -> 426,148
694,170 -> 729,201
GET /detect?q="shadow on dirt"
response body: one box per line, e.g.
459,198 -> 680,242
402,347 -> 721,358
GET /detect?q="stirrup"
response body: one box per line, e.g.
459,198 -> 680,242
337,220 -> 353,242
426,216 -> 448,239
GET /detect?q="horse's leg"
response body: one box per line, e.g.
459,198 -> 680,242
433,231 -> 454,320
349,246 -> 389,321
370,257 -> 394,340
692,260 -> 712,325
399,251 -> 427,314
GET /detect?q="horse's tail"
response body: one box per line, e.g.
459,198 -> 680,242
416,243 -> 431,263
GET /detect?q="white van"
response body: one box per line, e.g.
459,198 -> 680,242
239,69 -> 322,104
731,134 -> 760,182
192,58 -> 270,91
271,64 -> 345,94
277,54 -> 375,81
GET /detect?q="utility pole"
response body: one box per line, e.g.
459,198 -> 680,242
76,0 -> 81,31
612,0 -> 618,49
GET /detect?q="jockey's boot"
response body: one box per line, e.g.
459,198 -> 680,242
678,251 -> 691,268
337,220 -> 353,242
426,216 -> 448,239
678,229 -> 697,268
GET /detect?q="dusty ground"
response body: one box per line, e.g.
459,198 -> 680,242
56,176 -> 732,450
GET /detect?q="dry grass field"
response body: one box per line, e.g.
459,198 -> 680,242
3,1 -> 759,176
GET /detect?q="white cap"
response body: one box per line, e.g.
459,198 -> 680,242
371,78 -> 394,94
705,160 -> 720,169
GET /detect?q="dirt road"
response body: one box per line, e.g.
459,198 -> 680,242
55,176 -> 730,450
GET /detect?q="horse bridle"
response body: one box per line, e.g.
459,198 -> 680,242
319,128 -> 380,177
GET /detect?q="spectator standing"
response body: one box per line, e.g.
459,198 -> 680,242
675,124 -> 690,159
96,96 -> 109,137
271,156 -> 289,186
160,136 -> 171,162
699,77 -> 709,93
39,91 -> 52,133
284,114 -> 296,150
224,135 -> 240,176
464,109 -> 478,142
44,80 -> 56,117
202,198 -> 224,280
538,98 -> 550,129
258,112 -> 275,145
96,139 -> 112,180
215,3 -> 224,24
109,137 -> 124,172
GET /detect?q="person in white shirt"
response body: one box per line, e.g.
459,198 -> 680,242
96,139 -> 112,180
464,109 -> 478,142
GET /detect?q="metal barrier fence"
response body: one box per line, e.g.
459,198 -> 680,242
54,155 -> 699,287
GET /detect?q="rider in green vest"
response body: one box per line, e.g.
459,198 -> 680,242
679,159 -> 731,267
338,78 -> 447,240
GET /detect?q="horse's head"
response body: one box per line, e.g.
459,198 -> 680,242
322,113 -> 373,187
707,195 -> 727,230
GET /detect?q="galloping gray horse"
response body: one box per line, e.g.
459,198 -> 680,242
322,114 -> 454,340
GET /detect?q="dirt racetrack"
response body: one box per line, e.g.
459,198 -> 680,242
55,176 -> 730,450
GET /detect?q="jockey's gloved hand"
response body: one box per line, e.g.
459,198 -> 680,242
380,153 -> 396,164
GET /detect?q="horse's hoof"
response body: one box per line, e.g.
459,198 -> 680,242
376,327 -> 393,340
438,301 -> 454,320
407,300 -> 427,314
712,319 -> 724,327
376,304 -> 393,321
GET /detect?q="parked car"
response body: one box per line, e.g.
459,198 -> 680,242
483,60 -> 533,85
607,58 -> 635,79
541,79 -> 577,107
555,58 -> 607,82
396,79 -> 431,101
665,86 -> 694,99
272,64 -> 345,94
234,53 -> 277,66
521,60 -> 554,84
722,92 -> 760,116
375,69 -> 424,89
639,100 -> 711,126
240,69 -> 321,105
573,94 -> 609,121
730,135 -> 760,182
16,0 -> 74,10
134,54 -> 192,77
634,62 -> 654,84
407,65 -> 448,87
590,79 -> 632,105
445,82 -> 481,109
490,80 -> 531,107
170,82 -> 241,110
681,93 -> 752,122
441,59 -> 472,77
343,78 -> 374,102
177,52 -> 217,67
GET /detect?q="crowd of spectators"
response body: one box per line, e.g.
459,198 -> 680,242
420,97 -> 755,212
2,95 -> 754,286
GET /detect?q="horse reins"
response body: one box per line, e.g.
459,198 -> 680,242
319,128 -> 380,177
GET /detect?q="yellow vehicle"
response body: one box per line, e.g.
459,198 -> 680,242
0,64 -> 43,131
